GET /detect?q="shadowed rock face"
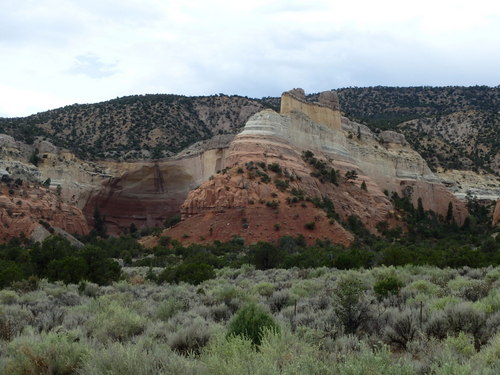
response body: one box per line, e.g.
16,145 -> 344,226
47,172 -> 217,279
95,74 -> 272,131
83,163 -> 196,235
82,145 -> 231,235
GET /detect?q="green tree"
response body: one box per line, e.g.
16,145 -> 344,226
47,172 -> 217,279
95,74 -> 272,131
446,202 -> 454,223
332,273 -> 369,333
249,242 -> 283,270
157,262 -> 215,285
0,259 -> 24,288
79,245 -> 121,285
93,204 -> 107,238
47,256 -> 88,284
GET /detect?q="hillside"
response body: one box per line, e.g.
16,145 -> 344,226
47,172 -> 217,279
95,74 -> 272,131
334,86 -> 500,174
0,95 -> 272,160
0,86 -> 498,174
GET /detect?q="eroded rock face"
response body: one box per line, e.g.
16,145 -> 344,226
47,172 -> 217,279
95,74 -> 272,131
82,147 -> 230,235
167,89 -> 468,246
0,185 -> 89,242
342,118 -> 468,224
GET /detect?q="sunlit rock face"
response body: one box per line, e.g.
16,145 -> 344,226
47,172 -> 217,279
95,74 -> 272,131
0,89 -> 471,240
160,89 -> 467,246
0,185 -> 89,242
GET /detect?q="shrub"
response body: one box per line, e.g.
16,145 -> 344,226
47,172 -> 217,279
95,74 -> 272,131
374,275 -> 404,298
253,282 -> 275,297
78,341 -> 202,375
335,344 -> 414,375
476,332 -> 500,366
267,163 -> 282,174
425,311 -> 449,340
447,278 -> 489,302
384,310 -> 419,349
444,331 -> 476,358
86,301 -> 146,342
304,222 -> 316,230
274,179 -> 289,191
156,298 -> 185,321
0,305 -> 33,341
164,214 -> 181,228
168,318 -> 211,355
4,331 -> 89,375
444,303 -> 487,347
227,302 -> 279,346
268,290 -> 290,313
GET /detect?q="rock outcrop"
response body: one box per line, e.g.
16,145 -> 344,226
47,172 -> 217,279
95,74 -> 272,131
0,184 -> 89,242
159,89 -> 467,246
82,145 -> 231,235
1,89 -> 485,242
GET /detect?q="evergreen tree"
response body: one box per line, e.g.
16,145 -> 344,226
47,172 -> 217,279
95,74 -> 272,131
446,202 -> 454,223
93,204 -> 107,238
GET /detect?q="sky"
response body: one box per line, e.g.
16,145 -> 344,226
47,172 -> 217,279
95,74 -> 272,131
1,0 -> 499,117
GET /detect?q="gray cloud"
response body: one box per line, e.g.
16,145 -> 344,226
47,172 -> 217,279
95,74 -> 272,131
69,54 -> 118,79
1,0 -> 499,117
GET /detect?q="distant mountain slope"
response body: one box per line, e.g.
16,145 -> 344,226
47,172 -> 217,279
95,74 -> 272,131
0,94 -> 271,160
334,86 -> 499,174
0,86 -> 498,174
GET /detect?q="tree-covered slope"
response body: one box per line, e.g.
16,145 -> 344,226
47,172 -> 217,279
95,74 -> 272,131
0,94 -> 270,160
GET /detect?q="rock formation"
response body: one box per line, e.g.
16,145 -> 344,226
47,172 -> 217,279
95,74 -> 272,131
2,88 -> 491,243
156,89 -> 467,246
0,184 -> 89,242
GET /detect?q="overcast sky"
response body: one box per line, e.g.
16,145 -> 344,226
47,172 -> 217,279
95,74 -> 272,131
1,0 -> 499,117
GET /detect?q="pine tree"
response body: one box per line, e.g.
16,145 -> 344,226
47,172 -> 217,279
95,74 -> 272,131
93,204 -> 107,238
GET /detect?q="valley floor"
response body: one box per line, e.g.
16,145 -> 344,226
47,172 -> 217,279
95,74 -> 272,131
1,264 -> 500,375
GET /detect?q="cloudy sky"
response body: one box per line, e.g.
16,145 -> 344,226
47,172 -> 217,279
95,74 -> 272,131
1,0 -> 499,117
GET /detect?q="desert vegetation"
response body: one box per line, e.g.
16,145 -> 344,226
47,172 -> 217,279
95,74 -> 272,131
1,191 -> 499,374
1,262 -> 500,374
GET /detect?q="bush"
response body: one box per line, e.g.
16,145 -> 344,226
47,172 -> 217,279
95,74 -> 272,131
156,298 -> 185,321
227,302 -> 279,346
86,301 -> 146,342
332,272 -> 370,334
444,303 -> 487,347
384,310 -> 419,349
374,275 -> 404,298
158,263 -> 215,285
304,222 -> 316,230
78,341 -> 201,375
4,331 -> 89,375
168,318 -> 211,355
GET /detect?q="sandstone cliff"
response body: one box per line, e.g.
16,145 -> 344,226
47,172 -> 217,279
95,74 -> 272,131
156,89 -> 467,246
0,184 -> 89,242
3,88 -> 495,242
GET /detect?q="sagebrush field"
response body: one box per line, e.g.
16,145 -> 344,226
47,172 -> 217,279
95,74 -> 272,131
1,264 -> 500,374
